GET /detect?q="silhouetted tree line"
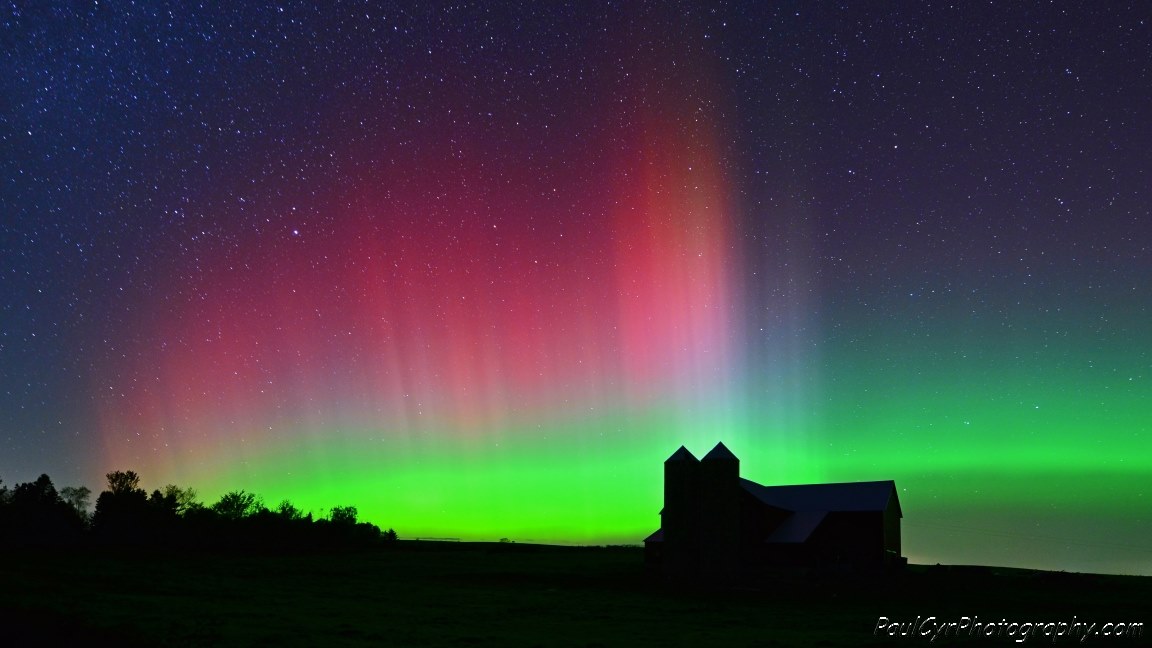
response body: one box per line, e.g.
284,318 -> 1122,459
0,471 -> 398,551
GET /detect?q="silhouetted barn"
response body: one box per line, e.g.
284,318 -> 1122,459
644,442 -> 902,581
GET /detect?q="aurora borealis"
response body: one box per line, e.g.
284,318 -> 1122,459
2,3 -> 1149,575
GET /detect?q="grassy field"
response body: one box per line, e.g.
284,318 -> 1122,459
0,542 -> 1147,646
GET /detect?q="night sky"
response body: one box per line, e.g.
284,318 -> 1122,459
2,2 -> 1149,575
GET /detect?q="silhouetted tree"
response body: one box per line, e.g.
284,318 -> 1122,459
13,474 -> 59,508
4,474 -> 85,546
139,488 -> 181,543
0,479 -> 10,537
92,470 -> 150,544
149,488 -> 180,518
212,490 -> 261,521
60,485 -> 92,519
330,505 -> 357,525
106,470 -> 142,496
276,499 -> 305,521
383,528 -> 398,542
161,484 -> 198,514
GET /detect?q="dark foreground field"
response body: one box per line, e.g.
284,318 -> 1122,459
1,542 -> 1147,647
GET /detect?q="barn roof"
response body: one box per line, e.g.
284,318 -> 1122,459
702,441 -> 737,461
741,478 -> 901,516
665,445 -> 699,463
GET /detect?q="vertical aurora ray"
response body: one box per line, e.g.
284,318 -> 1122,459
609,108 -> 745,450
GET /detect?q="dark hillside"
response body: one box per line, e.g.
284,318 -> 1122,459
1,544 -> 1146,646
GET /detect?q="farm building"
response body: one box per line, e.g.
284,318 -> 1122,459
644,442 -> 903,580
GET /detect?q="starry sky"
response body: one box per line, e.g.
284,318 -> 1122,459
2,2 -> 1149,574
